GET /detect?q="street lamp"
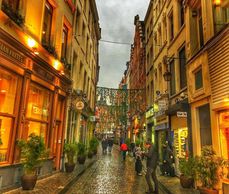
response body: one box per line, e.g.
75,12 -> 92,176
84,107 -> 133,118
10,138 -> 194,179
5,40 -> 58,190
163,71 -> 172,82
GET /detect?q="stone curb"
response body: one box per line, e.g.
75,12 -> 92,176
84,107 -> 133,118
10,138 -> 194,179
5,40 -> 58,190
58,159 -> 96,194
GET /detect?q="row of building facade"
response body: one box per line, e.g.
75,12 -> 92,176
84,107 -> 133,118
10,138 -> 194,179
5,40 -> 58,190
0,0 -> 100,190
121,0 -> 229,190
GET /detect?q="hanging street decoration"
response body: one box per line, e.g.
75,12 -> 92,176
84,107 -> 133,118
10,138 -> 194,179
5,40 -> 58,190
95,86 -> 146,135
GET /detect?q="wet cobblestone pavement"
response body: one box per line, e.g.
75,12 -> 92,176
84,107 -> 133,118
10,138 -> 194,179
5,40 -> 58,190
65,147 -> 163,194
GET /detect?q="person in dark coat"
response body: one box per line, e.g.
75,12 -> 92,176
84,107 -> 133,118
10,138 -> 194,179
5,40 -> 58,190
107,138 -> 114,152
102,137 -> 108,154
143,141 -> 159,194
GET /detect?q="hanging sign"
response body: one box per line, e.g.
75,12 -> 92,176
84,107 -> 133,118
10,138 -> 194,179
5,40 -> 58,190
76,100 -> 84,110
177,111 -> 187,118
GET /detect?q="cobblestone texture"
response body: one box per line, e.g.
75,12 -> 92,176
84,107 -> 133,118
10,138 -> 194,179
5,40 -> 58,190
65,147 -> 163,194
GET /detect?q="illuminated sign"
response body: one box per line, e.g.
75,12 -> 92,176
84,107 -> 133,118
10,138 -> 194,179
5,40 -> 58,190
76,101 -> 84,110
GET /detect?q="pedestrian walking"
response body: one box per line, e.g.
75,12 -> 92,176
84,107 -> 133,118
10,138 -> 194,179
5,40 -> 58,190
107,138 -> 113,152
102,137 -> 108,154
120,142 -> 128,161
135,143 -> 143,176
143,140 -> 159,194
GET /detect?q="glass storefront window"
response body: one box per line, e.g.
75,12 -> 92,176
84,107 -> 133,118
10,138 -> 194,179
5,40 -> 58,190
0,68 -> 18,114
27,121 -> 47,139
219,111 -> 229,160
0,116 -> 12,162
26,83 -> 51,121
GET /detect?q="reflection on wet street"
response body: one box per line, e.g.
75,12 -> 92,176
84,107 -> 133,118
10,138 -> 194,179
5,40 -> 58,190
65,146 -> 162,194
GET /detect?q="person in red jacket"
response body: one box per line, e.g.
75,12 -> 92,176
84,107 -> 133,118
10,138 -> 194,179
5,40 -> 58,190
120,142 -> 128,161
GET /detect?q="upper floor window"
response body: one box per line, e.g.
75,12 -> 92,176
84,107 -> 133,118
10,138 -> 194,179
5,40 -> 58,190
42,2 -> 53,46
61,25 -> 68,60
213,0 -> 229,33
168,11 -> 174,41
198,8 -> 204,48
179,46 -> 186,89
2,0 -> 19,11
195,68 -> 203,90
179,0 -> 185,27
170,59 -> 176,95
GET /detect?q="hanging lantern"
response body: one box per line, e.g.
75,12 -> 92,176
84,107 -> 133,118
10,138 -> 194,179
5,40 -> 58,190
163,71 -> 172,81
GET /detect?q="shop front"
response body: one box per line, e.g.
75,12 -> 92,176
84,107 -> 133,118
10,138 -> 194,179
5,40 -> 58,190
154,115 -> 169,163
146,106 -> 155,143
170,115 -> 188,175
0,31 -> 71,190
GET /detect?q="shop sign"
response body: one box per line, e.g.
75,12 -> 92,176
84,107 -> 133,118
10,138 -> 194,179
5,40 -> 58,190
32,105 -> 48,116
146,107 -> 154,118
158,100 -> 168,111
0,40 -> 25,64
177,111 -> 187,118
76,101 -> 84,110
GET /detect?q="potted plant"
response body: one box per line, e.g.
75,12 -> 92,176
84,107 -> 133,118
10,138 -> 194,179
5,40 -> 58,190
64,142 -> 77,173
89,137 -> 99,155
77,142 -> 86,164
179,157 -> 195,188
17,133 -> 48,190
195,146 -> 224,194
87,147 -> 93,159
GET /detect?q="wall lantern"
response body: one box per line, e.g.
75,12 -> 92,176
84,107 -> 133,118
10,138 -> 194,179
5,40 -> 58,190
27,37 -> 39,55
27,37 -> 36,48
163,71 -> 172,81
213,0 -> 221,6
53,59 -> 61,71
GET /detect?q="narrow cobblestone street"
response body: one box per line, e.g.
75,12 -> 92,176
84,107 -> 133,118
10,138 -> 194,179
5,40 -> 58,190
65,146 -> 164,194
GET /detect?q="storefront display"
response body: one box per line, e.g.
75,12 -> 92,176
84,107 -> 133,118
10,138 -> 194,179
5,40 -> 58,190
173,128 -> 188,158
26,83 -> 52,141
219,111 -> 229,160
0,68 -> 20,162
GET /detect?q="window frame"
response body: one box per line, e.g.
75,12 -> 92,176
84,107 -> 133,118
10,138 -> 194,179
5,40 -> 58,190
42,1 -> 53,46
179,46 -> 187,89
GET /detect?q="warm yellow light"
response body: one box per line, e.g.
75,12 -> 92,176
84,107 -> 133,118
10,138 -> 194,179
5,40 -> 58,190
224,97 -> 229,102
214,0 -> 221,6
27,38 -> 36,48
53,60 -> 59,69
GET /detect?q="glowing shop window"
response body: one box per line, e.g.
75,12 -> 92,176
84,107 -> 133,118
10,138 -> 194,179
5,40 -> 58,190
173,128 -> 188,158
0,69 -> 18,114
27,121 -> 47,139
27,84 -> 51,121
219,111 -> 229,160
0,117 -> 12,162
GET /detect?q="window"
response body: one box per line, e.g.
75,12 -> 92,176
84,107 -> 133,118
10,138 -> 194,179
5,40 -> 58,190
26,83 -> 52,141
75,8 -> 81,36
42,2 -> 53,45
61,25 -> 68,59
0,68 -> 20,162
179,46 -> 186,89
213,1 -> 229,33
195,68 -> 203,90
198,8 -> 204,48
169,12 -> 174,41
198,104 -> 212,147
179,0 -> 185,27
2,0 -> 19,11
170,59 -> 176,95
163,18 -> 167,43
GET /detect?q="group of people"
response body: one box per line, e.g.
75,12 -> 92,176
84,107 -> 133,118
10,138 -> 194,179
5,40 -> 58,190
101,137 -> 113,154
119,140 -> 159,194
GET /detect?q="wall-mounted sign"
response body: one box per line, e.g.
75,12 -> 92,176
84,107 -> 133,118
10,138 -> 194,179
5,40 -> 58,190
76,100 -> 84,110
177,111 -> 187,118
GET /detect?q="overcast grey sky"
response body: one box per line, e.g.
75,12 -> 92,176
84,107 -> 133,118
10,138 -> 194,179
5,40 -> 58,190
96,0 -> 149,88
